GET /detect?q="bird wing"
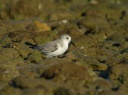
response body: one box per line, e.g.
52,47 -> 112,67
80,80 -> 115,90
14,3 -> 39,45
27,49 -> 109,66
34,40 -> 59,53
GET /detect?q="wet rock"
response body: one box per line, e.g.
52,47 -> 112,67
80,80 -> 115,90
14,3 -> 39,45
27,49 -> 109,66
78,17 -> 110,30
109,64 -> 128,84
99,89 -> 128,95
54,87 -> 72,95
12,76 -> 44,89
8,42 -> 33,58
12,76 -> 57,94
36,58 -> 73,75
21,88 -> 46,95
77,57 -> 108,71
0,36 -> 11,47
84,78 -> 112,94
0,82 -> 8,91
0,85 -> 21,95
7,30 -> 28,42
41,62 -> 95,82
33,35 -> 53,45
60,28 -> 84,42
32,30 -> 56,45
26,21 -> 51,32
121,48 -> 128,54
109,30 -> 128,43
10,0 -> 41,20
48,11 -> 74,21
89,62 -> 108,71
89,0 -> 99,5
115,54 -> 128,64
102,40 -> 121,52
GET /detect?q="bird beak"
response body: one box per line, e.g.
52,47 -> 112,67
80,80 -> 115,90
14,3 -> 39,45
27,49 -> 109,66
70,41 -> 76,47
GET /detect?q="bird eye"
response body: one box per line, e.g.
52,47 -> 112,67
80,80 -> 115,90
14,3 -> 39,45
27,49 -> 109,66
66,37 -> 69,39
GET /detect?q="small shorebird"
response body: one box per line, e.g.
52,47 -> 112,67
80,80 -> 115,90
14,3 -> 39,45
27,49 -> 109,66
34,34 -> 75,58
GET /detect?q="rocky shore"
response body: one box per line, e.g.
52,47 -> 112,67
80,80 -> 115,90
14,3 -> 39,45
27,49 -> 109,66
0,0 -> 128,95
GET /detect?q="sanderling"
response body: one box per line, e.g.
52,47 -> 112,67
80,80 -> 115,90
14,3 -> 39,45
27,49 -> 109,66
34,34 -> 75,58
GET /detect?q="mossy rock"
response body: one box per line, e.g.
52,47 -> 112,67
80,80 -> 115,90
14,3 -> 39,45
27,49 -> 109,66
0,63 -> 19,82
28,51 -> 43,63
0,48 -> 19,61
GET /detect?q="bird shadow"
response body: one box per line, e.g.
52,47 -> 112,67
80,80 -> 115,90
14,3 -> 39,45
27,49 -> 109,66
25,42 -> 37,49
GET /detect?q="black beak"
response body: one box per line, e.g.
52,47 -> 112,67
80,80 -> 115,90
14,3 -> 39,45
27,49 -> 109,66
70,41 -> 76,47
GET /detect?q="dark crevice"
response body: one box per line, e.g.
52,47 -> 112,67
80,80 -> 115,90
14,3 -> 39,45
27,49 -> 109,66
98,66 -> 111,80
120,48 -> 128,54
98,60 -> 106,63
81,12 -> 87,17
84,29 -> 94,35
112,86 -> 119,91
40,72 -> 56,80
125,37 -> 128,41
10,81 -> 24,89
120,10 -> 127,20
98,71 -> 110,79
112,43 -> 120,47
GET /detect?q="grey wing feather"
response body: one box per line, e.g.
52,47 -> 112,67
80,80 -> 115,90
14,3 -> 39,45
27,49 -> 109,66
34,40 -> 59,53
